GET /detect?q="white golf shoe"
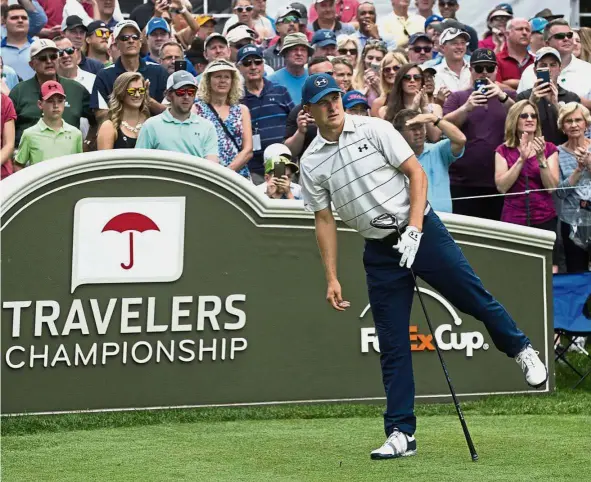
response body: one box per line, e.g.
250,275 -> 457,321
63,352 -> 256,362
370,429 -> 417,460
515,345 -> 548,388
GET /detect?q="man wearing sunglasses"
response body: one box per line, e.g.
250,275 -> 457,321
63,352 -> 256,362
62,15 -> 105,75
406,33 -> 434,64
354,0 -> 396,51
85,20 -> 110,65
91,20 -> 169,122
517,19 -> 591,108
264,6 -> 301,71
436,0 -> 478,53
136,70 -> 219,162
9,38 -> 92,144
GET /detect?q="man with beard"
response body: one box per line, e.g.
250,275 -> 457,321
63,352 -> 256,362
264,6 -> 300,71
84,20 -> 110,65
136,71 -> 219,161
269,32 -> 313,104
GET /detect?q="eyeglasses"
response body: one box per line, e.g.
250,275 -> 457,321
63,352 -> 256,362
338,48 -> 358,56
549,31 -> 574,41
410,46 -> 432,53
473,64 -> 496,73
173,87 -> 197,97
439,1 -> 456,6
58,47 -> 76,57
402,74 -> 423,81
119,34 -> 140,42
35,53 -> 58,62
241,58 -> 264,67
162,55 -> 184,62
94,29 -> 111,38
234,5 -> 254,13
127,87 -> 146,96
519,113 -> 538,120
279,16 -> 298,24
382,65 -> 401,74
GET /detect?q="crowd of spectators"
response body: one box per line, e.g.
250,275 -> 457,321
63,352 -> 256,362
1,0 -> 590,272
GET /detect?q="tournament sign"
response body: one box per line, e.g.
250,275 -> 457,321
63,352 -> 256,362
1,150 -> 555,415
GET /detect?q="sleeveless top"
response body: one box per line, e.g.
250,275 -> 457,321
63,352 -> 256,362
114,127 -> 137,149
194,100 -> 250,178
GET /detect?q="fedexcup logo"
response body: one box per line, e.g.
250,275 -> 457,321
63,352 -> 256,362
315,77 -> 328,87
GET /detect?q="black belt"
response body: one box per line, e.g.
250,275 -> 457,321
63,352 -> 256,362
378,224 -> 408,246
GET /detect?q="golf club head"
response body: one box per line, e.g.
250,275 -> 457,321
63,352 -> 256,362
370,213 -> 400,231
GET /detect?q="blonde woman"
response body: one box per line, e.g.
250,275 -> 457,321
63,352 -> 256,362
573,27 -> 591,63
371,51 -> 407,117
97,72 -> 151,149
336,34 -> 360,68
331,56 -> 354,92
195,59 -> 253,179
352,40 -> 387,107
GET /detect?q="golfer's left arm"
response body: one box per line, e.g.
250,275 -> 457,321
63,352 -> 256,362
399,156 -> 428,232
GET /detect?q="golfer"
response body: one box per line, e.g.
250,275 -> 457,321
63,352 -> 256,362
299,73 -> 548,460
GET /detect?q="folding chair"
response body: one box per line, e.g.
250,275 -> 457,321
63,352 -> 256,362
553,272 -> 591,389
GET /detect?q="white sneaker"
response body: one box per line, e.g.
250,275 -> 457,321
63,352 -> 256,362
515,345 -> 548,388
370,429 -> 417,460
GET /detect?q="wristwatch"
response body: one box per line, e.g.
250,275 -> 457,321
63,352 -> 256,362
500,93 -> 509,103
538,159 -> 548,168
433,116 -> 442,127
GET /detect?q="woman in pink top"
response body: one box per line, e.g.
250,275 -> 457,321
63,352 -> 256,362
495,100 -> 560,265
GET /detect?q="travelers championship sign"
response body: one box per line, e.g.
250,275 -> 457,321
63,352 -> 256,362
1,151 -> 555,415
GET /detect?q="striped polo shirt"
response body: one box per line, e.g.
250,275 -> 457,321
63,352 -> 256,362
300,114 -> 416,240
241,79 -> 294,175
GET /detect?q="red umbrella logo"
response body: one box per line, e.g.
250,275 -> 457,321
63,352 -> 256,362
102,212 -> 160,270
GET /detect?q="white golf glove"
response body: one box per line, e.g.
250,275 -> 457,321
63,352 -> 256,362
393,226 -> 423,269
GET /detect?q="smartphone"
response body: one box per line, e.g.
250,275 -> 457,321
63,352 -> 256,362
474,79 -> 488,94
273,162 -> 286,178
536,69 -> 550,84
174,60 -> 187,72
370,63 -> 380,73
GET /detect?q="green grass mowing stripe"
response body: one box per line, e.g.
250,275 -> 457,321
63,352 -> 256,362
2,415 -> 590,482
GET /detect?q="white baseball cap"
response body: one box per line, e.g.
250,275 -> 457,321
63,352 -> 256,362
29,39 -> 58,60
439,27 -> 471,44
113,20 -> 141,39
264,143 -> 292,163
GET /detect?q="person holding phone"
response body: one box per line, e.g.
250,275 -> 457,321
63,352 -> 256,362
516,47 -> 580,145
258,144 -> 302,200
351,40 -> 387,106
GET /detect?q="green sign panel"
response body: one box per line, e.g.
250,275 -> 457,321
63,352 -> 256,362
1,151 -> 555,415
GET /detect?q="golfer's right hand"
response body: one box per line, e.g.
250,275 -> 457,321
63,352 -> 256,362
326,279 -> 350,311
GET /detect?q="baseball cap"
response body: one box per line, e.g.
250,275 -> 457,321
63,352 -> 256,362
29,39 -> 58,60
237,44 -> 263,63
408,33 -> 432,45
86,20 -> 109,36
342,90 -> 369,110
226,25 -> 256,45
496,3 -> 513,15
311,29 -> 337,48
113,20 -> 141,39
439,27 -> 470,44
61,15 -> 86,32
196,15 -> 216,27
205,33 -> 228,49
147,17 -> 170,35
40,80 -> 65,100
535,46 -> 561,65
470,48 -> 497,65
302,73 -> 342,105
530,17 -> 548,34
276,6 -> 300,22
264,143 -> 293,163
424,14 -> 443,30
166,70 -> 198,90
280,32 -> 313,55
289,2 -> 308,24
419,64 -> 437,75
489,9 -> 512,19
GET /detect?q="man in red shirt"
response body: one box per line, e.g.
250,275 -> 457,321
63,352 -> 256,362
308,0 -> 359,24
496,18 -> 534,90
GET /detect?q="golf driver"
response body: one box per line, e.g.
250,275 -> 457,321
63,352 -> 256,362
370,213 -> 479,462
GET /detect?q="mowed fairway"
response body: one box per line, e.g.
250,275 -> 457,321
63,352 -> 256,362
2,413 -> 590,481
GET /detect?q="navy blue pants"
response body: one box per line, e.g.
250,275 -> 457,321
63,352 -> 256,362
363,210 -> 530,437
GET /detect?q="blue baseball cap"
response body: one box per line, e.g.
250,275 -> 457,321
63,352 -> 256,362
302,73 -> 342,105
342,90 -> 369,110
424,14 -> 443,30
530,17 -> 548,34
311,29 -> 337,47
496,3 -> 513,15
237,44 -> 263,63
147,17 -> 170,35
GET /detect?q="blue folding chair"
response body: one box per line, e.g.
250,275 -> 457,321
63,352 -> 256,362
554,272 -> 591,389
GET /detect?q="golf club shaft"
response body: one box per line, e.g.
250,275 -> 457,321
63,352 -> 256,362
410,269 -> 479,462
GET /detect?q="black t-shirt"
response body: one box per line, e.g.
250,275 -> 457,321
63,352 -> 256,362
516,87 -> 580,145
284,103 -> 318,159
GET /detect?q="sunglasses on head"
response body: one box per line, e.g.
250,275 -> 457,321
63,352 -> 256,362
382,65 -> 401,74
119,34 -> 140,42
36,52 -> 58,62
127,87 -> 146,96
473,64 -> 496,73
234,5 -> 254,12
241,58 -> 263,67
58,47 -> 76,57
279,15 -> 298,24
173,87 -> 197,97
519,112 -> 538,120
94,29 -> 111,38
338,48 -> 358,55
402,73 -> 423,81
411,46 -> 432,53
550,31 -> 574,41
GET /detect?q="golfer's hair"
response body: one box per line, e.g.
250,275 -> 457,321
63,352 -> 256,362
393,109 -> 421,131
543,19 -> 570,42
504,100 -> 542,148
557,102 -> 591,130
159,41 -> 184,59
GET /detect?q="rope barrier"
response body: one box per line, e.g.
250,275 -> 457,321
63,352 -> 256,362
446,184 -> 591,202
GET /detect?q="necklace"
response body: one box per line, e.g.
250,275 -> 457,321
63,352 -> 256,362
121,120 -> 143,134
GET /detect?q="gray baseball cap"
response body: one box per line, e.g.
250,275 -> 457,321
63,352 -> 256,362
166,71 -> 198,90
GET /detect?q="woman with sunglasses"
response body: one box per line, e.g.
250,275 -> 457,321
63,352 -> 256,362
195,60 -> 253,179
336,35 -> 360,68
352,40 -> 387,107
495,100 -> 559,266
331,56 -> 354,93
97,72 -> 151,150
370,51 -> 407,117
223,0 -> 269,43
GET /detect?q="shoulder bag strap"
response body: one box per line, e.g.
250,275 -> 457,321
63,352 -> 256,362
206,103 -> 241,152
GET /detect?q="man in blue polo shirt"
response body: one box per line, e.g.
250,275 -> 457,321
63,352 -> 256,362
144,17 -> 198,76
238,44 -> 294,185
91,20 -> 168,121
